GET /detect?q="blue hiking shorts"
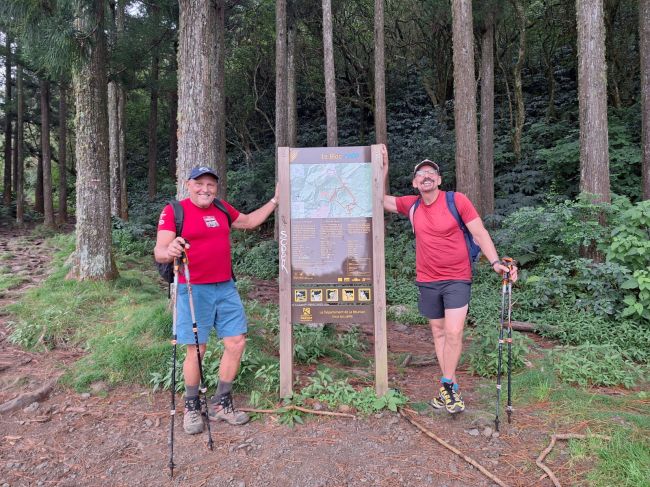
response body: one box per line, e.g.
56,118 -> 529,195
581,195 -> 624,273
416,280 -> 472,320
175,280 -> 247,344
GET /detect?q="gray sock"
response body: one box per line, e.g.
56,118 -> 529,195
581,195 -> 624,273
185,384 -> 199,399
212,380 -> 232,403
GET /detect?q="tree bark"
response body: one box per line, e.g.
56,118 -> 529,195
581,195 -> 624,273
177,0 -> 218,200
40,79 -> 55,227
147,52 -> 159,200
70,0 -> 118,280
374,0 -> 387,146
451,0 -> 481,212
577,0 -> 610,204
510,0 -> 526,163
118,82 -> 128,220
35,151 -> 44,214
641,0 -> 650,200
480,10 -> 495,216
287,22 -> 298,147
108,0 -> 122,217
3,35 -> 12,206
15,61 -> 24,226
322,0 -> 338,147
215,0 -> 227,198
57,82 -> 68,224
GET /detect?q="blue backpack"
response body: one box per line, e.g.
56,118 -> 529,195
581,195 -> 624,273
408,191 -> 482,270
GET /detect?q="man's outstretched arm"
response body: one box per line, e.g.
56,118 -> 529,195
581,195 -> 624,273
381,144 -> 398,214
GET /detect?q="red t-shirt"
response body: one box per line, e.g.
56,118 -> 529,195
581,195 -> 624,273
158,199 -> 240,284
395,191 -> 479,282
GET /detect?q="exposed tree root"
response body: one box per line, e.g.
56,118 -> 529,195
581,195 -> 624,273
239,404 -> 356,418
398,408 -> 510,487
0,378 -> 58,414
536,433 -> 611,487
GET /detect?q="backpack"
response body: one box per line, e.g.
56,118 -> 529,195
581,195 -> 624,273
156,198 -> 234,283
408,191 -> 482,270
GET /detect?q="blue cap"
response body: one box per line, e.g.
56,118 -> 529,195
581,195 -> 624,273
188,166 -> 219,181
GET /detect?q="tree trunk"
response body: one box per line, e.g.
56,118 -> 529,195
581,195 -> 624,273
604,0 -> 622,109
169,87 -> 178,178
57,82 -> 68,224
276,0 -> 288,150
15,62 -> 24,226
215,0 -> 227,199
510,0 -> 526,163
374,0 -> 387,146
147,52 -> 159,200
577,0 -> 610,204
3,35 -> 12,206
108,81 -> 121,216
322,0 -> 338,147
451,0 -> 481,212
177,0 -> 218,200
641,0 -> 650,200
118,84 -> 128,219
287,23 -> 298,147
480,10 -> 495,216
70,0 -> 118,280
40,79 -> 55,227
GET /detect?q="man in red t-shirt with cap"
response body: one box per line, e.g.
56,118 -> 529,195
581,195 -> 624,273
154,166 -> 278,435
381,146 -> 517,414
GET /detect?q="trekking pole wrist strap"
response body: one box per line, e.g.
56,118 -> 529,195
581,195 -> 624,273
490,259 -> 500,267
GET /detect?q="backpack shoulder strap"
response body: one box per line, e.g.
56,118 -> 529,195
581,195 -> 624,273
408,197 -> 421,234
445,191 -> 466,230
212,198 -> 232,227
169,199 -> 184,236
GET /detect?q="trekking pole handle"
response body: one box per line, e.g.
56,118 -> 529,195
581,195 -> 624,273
500,257 -> 516,282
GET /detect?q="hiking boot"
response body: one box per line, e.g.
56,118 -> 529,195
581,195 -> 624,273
440,382 -> 465,414
208,392 -> 250,425
183,397 -> 205,435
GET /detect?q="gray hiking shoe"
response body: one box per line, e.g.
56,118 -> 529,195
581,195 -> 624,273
183,397 -> 205,435
208,392 -> 250,425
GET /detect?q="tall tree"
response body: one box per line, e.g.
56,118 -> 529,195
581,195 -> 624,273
510,0 -> 526,162
322,0 -> 338,146
451,0 -> 481,210
147,4 -> 161,200
176,0 -> 218,200
57,81 -> 68,224
641,0 -> 650,200
40,78 -> 54,227
35,148 -> 44,213
275,0 -> 288,150
577,0 -> 610,203
3,35 -> 12,205
15,59 -> 24,226
480,9 -> 495,216
373,0 -> 387,145
215,0 -> 227,198
108,0 -> 123,217
70,0 -> 117,280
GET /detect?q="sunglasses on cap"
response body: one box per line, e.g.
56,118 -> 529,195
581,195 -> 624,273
413,159 -> 440,177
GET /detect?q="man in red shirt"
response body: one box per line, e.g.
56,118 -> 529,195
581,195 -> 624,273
382,147 -> 517,414
155,166 -> 278,434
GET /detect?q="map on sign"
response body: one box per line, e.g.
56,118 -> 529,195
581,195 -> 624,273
290,163 -> 372,219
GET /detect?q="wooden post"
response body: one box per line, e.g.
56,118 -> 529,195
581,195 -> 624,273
371,144 -> 388,396
278,146 -> 293,398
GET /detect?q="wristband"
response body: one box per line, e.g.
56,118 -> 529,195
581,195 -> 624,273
490,259 -> 500,267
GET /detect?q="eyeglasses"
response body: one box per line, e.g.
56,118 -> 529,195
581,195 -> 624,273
415,169 -> 439,177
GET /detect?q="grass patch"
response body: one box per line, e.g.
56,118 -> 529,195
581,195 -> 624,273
0,273 -> 27,293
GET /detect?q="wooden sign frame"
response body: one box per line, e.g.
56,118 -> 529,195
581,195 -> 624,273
277,144 -> 387,398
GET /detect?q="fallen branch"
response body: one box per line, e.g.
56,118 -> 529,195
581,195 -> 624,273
536,433 -> 611,487
239,405 -> 356,419
399,408 -> 510,487
510,320 -> 557,334
0,379 -> 58,414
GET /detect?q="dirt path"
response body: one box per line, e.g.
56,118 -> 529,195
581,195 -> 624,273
0,229 -> 575,487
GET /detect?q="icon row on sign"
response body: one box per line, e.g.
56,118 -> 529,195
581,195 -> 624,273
294,288 -> 371,303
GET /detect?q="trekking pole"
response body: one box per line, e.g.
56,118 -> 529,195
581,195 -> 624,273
503,257 -> 515,425
168,258 -> 180,478
494,257 -> 515,432
181,248 -> 215,451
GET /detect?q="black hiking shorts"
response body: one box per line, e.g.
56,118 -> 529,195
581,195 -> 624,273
416,280 -> 472,319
